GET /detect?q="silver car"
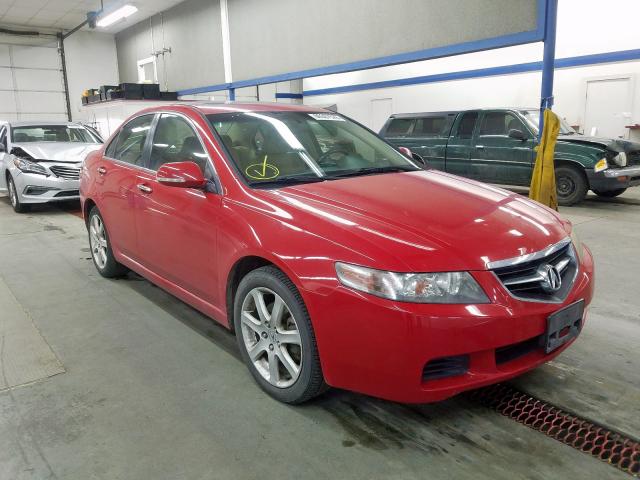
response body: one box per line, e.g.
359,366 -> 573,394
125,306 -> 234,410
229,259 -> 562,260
0,121 -> 102,213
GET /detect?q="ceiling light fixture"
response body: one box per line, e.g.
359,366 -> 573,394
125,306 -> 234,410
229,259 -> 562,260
96,4 -> 138,27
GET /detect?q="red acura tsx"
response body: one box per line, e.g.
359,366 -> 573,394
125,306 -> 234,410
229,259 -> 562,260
80,103 -> 594,404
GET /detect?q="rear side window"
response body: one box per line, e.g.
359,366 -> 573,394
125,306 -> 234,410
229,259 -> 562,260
411,116 -> 447,137
479,112 -> 523,136
455,112 -> 479,139
385,118 -> 414,136
110,114 -> 154,166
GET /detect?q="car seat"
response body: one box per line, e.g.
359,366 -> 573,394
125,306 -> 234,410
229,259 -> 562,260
179,136 -> 207,173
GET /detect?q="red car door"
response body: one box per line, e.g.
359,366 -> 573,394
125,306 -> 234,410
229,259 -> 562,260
134,113 -> 222,305
96,114 -> 155,258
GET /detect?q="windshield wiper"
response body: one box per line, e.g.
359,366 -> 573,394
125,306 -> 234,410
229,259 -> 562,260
327,166 -> 418,179
248,175 -> 325,188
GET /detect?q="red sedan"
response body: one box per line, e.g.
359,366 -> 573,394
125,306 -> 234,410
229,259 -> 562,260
80,103 -> 594,404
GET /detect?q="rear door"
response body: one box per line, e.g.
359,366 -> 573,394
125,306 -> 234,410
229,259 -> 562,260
95,114 -> 155,258
134,112 -> 222,303
402,114 -> 455,171
445,112 -> 481,179
475,110 -> 535,185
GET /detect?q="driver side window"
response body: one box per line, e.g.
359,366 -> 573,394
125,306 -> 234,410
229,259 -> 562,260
149,114 -> 209,175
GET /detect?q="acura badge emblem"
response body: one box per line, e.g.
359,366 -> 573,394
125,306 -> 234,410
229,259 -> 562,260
538,264 -> 562,293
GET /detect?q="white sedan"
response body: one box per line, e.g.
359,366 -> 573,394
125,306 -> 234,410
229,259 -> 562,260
0,121 -> 102,213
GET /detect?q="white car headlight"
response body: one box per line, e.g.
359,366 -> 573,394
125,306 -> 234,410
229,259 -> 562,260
335,262 -> 489,304
13,157 -> 48,176
612,151 -> 627,167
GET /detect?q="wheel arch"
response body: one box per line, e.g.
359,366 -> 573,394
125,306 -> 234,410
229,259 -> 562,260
83,198 -> 97,227
554,158 -> 590,184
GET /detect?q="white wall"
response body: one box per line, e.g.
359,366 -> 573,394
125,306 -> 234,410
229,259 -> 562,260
64,31 -> 119,124
303,0 -> 640,140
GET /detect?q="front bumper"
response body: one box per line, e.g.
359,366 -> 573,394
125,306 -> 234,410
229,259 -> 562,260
588,166 -> 640,191
305,244 -> 594,403
13,171 -> 80,204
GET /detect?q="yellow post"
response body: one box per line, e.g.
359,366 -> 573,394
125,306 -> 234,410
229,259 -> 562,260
529,108 -> 560,210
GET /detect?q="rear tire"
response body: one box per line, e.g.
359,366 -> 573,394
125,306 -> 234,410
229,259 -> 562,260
234,266 -> 327,404
87,206 -> 128,278
593,188 -> 626,198
555,165 -> 588,206
7,174 -> 29,213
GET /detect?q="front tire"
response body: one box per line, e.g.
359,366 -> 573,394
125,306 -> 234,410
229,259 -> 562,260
555,165 -> 588,206
593,188 -> 626,198
234,266 -> 326,404
87,206 -> 128,278
7,174 -> 29,213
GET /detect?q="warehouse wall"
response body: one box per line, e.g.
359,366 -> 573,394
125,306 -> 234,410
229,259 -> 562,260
303,0 -> 640,138
65,31 -> 119,123
115,0 -> 225,91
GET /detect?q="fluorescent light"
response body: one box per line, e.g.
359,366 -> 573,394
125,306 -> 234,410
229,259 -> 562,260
96,5 -> 138,27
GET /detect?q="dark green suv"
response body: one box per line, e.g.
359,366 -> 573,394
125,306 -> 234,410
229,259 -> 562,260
380,108 -> 640,205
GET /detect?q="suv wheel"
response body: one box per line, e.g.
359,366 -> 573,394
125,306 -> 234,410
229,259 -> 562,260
7,174 -> 29,213
87,206 -> 128,278
555,166 -> 588,206
593,188 -> 626,198
234,266 -> 326,404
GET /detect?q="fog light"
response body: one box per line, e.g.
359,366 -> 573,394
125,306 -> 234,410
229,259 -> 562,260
24,186 -> 55,195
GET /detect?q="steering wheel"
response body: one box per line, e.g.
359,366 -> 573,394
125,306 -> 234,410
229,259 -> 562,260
317,148 -> 350,168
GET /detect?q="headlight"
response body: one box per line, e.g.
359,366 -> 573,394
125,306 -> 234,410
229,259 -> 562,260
612,151 -> 627,167
569,228 -> 584,262
594,158 -> 608,172
335,262 -> 489,304
13,157 -> 48,176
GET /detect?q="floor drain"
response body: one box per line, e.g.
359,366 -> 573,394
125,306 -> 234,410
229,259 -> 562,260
468,384 -> 640,477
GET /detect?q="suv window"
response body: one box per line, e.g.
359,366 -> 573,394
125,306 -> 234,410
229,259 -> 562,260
479,112 -> 523,136
149,114 -> 208,174
111,115 -> 154,166
411,116 -> 447,137
455,112 -> 478,139
0,127 -> 6,151
385,118 -> 414,136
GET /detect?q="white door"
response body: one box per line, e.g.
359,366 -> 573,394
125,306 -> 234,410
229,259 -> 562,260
370,98 -> 393,133
0,42 -> 67,121
583,77 -> 633,138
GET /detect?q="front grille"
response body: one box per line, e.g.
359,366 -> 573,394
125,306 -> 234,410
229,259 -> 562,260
54,190 -> 79,197
495,335 -> 541,365
49,165 -> 80,180
422,355 -> 469,381
626,151 -> 640,166
492,241 -> 577,303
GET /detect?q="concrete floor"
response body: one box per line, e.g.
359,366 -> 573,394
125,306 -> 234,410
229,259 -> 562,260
0,190 -> 638,480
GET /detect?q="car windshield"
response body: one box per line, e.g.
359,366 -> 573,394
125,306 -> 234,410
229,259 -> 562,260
521,110 -> 578,135
206,111 -> 420,186
11,125 -> 100,143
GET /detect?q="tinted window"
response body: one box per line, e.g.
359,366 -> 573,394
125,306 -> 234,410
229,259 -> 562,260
455,112 -> 478,139
479,112 -> 523,136
149,114 -> 208,174
411,116 -> 447,137
385,118 -> 414,136
0,127 -> 6,150
112,115 -> 153,166
11,125 -> 98,143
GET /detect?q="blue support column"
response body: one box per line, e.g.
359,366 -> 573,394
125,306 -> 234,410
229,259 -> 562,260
228,88 -> 236,101
538,0 -> 558,141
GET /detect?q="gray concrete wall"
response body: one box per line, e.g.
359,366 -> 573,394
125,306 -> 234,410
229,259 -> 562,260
115,0 -> 225,91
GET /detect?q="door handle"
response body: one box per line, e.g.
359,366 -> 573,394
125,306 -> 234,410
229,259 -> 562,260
476,145 -> 485,150
97,166 -> 107,175
137,183 -> 153,194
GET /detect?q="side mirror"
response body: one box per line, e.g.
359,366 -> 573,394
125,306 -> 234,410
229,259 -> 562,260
398,146 -> 426,167
508,129 -> 527,141
156,161 -> 206,189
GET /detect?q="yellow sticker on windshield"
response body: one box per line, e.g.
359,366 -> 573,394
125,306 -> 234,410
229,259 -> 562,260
245,155 -> 280,180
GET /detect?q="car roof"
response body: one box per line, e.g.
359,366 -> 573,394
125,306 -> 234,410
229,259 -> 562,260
389,108 -> 539,119
8,121 -> 82,127
140,101 -> 330,116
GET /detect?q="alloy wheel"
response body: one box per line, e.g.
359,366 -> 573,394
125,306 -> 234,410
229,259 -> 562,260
8,177 -> 16,207
89,214 -> 108,269
240,287 -> 302,388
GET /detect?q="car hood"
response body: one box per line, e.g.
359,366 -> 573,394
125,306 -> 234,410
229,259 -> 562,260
558,135 -> 640,153
261,170 -> 569,272
12,142 -> 102,163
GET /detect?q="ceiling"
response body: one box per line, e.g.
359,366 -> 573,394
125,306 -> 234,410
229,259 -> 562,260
0,0 -> 186,34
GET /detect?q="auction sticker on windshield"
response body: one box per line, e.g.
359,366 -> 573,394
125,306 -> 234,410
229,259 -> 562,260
309,113 -> 345,121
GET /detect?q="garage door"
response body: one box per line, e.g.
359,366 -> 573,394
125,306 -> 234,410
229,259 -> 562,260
0,41 -> 68,122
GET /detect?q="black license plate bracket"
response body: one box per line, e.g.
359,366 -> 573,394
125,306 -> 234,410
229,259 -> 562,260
544,300 -> 584,354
